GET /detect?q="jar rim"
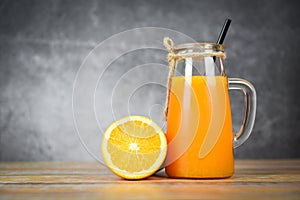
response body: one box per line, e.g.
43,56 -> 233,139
173,42 -> 225,52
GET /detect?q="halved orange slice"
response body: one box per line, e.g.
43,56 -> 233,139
101,116 -> 167,179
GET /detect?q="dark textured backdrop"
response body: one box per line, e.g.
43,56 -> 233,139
0,0 -> 300,161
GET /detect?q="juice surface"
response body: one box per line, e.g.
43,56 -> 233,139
166,76 -> 234,178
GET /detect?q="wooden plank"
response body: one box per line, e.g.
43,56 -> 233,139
0,183 -> 299,198
0,172 -> 300,184
0,183 -> 299,200
0,160 -> 299,200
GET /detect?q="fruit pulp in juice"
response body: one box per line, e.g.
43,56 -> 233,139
165,76 -> 234,178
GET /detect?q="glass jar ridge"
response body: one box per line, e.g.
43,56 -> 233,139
173,42 -> 225,53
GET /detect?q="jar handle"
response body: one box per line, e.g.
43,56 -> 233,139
228,78 -> 257,148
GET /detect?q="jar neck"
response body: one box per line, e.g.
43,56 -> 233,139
174,42 -> 225,54
172,43 -> 226,77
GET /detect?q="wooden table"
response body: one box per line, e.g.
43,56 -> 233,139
0,160 -> 299,199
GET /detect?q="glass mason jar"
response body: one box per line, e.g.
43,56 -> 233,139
164,41 -> 256,178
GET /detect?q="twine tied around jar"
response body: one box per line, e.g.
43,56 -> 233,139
163,37 -> 226,121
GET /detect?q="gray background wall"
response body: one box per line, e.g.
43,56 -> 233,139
0,0 -> 299,161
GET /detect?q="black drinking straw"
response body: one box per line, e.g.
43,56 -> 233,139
214,18 -> 231,61
216,19 -> 232,44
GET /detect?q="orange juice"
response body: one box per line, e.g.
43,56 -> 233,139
165,76 -> 234,178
